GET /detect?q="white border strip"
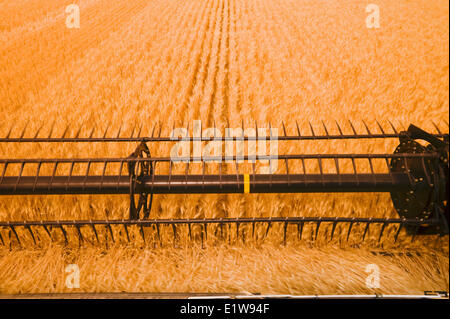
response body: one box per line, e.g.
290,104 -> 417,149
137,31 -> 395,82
189,294 -> 447,299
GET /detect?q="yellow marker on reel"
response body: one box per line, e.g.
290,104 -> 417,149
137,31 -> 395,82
244,174 -> 250,193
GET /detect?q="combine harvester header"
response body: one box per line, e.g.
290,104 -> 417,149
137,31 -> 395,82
0,121 -> 448,246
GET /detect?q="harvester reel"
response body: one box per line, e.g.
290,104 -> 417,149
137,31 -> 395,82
390,127 -> 449,235
0,121 -> 448,246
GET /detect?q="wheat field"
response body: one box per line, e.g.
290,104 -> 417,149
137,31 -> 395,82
0,0 -> 448,295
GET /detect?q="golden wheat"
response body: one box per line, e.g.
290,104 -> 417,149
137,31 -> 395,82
0,0 -> 448,294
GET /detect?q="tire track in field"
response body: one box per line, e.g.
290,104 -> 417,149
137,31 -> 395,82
234,0 -> 256,116
180,0 -> 217,121
219,0 -> 231,125
192,0 -> 221,179
214,0 -> 231,215
191,0 -> 221,122
189,0 -> 226,220
220,0 -> 231,176
171,0 -> 212,127
149,0 -> 208,172
228,0 -> 242,117
151,1 -> 215,221
205,0 -> 225,128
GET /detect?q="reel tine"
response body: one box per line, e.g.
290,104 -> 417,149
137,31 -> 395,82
388,120 -> 398,134
431,121 -> 441,135
26,225 -> 37,245
318,157 -> 324,186
362,120 -> 371,135
346,219 -> 355,241
42,224 -> 52,241
107,224 -> 115,243
330,219 -> 338,241
321,121 -> 329,136
309,122 -> 315,136
61,124 -> 70,139
130,123 -> 136,138
88,126 -> 96,138
116,124 -> 123,138
140,224 -> 145,243
60,225 -> 68,245
348,120 -> 357,135
264,221 -> 271,239
48,121 -> 56,138
282,121 -> 287,137
394,219 -> 405,243
378,220 -> 388,243
75,124 -> 83,139
351,158 -> 359,185
103,122 -> 111,138
376,120 -> 386,135
252,219 -> 255,238
33,162 -> 41,192
0,231 -> 4,246
172,223 -> 177,244
91,223 -> 99,243
123,224 -> 130,243
200,224 -> 205,248
154,223 -> 160,243
137,124 -> 143,138
15,162 -> 25,193
49,162 -> 59,191
6,124 -> 14,139
283,220 -> 288,245
76,224 -> 84,245
10,225 -> 21,246
335,120 -> 343,136
19,120 -> 29,139
0,162 -> 8,185
297,219 -> 304,240
362,220 -> 371,242
295,121 -> 301,136
33,123 -> 44,138
315,219 -> 321,241
158,123 -> 162,138
368,157 -> 376,185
